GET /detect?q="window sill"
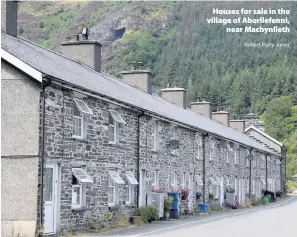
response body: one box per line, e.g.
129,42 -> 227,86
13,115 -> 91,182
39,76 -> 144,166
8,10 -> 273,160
108,142 -> 123,148
72,137 -> 88,143
108,204 -> 120,210
126,204 -> 136,208
71,207 -> 90,212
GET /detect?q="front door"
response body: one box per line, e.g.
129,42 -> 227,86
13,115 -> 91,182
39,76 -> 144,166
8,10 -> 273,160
139,169 -> 146,206
44,164 -> 58,234
188,174 -> 193,211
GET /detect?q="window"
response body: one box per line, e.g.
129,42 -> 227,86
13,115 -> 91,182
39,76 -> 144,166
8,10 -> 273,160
170,126 -> 178,155
196,134 -> 202,159
152,121 -> 159,151
195,175 -> 203,186
109,109 -> 126,144
226,148 -> 229,163
209,138 -> 215,161
226,176 -> 230,186
226,143 -> 233,163
181,173 -> 185,189
235,177 -> 238,197
73,98 -> 93,115
108,176 -> 116,206
151,171 -> 158,190
246,178 -> 249,194
246,157 -> 250,167
252,179 -> 256,195
125,171 -> 138,204
261,155 -> 265,169
108,171 -> 125,206
209,177 -> 219,199
261,177 -> 266,190
71,168 -> 93,209
170,172 -> 176,189
234,149 -> 239,165
73,104 -> 83,138
72,98 -> 93,139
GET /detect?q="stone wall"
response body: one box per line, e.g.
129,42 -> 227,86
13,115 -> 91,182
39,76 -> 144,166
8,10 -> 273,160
42,85 -> 282,233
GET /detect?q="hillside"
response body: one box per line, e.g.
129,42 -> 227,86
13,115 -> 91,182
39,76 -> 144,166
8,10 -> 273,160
15,1 -> 297,177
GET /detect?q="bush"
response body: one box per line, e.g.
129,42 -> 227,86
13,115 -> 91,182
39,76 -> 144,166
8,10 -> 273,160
138,205 -> 158,223
164,196 -> 173,213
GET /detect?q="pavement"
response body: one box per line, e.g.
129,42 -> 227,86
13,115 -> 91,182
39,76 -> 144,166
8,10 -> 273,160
96,195 -> 297,237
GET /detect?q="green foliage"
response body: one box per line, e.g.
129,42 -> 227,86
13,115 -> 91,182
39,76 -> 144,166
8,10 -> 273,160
138,205 -> 158,223
164,196 -> 173,213
287,180 -> 297,190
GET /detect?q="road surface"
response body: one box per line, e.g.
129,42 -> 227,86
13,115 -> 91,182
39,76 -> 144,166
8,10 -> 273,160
106,195 -> 297,237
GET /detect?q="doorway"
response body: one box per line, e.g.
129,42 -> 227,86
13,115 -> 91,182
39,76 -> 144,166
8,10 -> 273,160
44,163 -> 59,234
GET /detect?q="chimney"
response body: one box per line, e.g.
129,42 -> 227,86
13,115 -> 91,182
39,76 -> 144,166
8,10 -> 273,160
229,120 -> 245,133
190,97 -> 212,118
2,1 -> 18,37
212,110 -> 230,126
161,87 -> 187,109
121,62 -> 152,94
61,28 -> 102,72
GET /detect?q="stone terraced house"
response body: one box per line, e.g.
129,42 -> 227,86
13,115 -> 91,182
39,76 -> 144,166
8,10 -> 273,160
1,2 -> 286,237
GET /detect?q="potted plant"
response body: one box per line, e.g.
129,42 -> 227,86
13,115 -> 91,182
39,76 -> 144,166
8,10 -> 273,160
164,196 -> 173,220
181,188 -> 189,200
138,205 -> 158,223
131,210 -> 142,226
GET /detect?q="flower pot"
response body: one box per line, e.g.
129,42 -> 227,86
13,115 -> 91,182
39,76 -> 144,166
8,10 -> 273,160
131,216 -> 141,225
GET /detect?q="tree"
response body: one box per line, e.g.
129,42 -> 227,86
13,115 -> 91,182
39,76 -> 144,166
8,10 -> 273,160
261,96 -> 293,141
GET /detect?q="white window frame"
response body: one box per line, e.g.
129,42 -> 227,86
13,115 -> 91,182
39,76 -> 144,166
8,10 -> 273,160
226,147 -> 230,163
170,126 -> 178,155
152,121 -> 159,151
234,149 -> 238,164
246,157 -> 250,167
151,171 -> 158,190
195,175 -> 203,186
181,172 -> 185,189
108,176 -> 117,206
170,172 -> 177,189
196,133 -> 202,159
124,171 -> 138,205
73,98 -> 93,115
209,138 -> 215,161
71,168 -> 92,209
109,113 -> 117,144
72,184 -> 83,209
72,103 -> 84,139
226,176 -> 230,186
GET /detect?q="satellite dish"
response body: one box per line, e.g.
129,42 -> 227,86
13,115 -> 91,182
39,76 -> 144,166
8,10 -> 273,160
246,154 -> 254,160
233,143 -> 240,150
220,140 -> 227,147
169,139 -> 180,149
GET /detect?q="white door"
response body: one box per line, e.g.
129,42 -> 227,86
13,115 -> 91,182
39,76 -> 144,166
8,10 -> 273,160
44,164 -> 58,234
139,169 -> 146,206
188,174 -> 193,211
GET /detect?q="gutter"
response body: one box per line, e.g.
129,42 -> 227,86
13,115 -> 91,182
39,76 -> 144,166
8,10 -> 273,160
39,75 -> 51,231
249,148 -> 253,199
265,153 -> 269,190
202,133 -> 209,203
136,111 -> 145,209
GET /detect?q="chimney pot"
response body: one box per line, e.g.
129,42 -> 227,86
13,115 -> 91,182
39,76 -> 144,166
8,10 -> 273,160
3,1 -> 18,37
61,29 -> 102,72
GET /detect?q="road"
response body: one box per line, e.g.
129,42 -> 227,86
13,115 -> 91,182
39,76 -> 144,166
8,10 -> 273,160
105,195 -> 297,237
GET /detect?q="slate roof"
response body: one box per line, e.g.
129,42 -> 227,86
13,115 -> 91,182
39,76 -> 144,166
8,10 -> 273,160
1,31 -> 278,155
